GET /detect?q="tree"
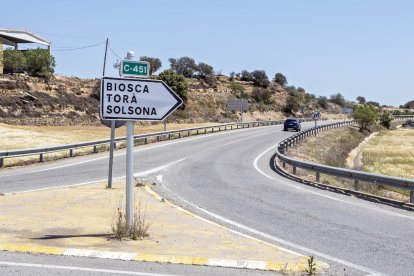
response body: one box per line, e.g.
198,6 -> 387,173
284,90 -> 302,113
24,49 -> 56,76
380,110 -> 393,129
240,70 -> 253,82
158,70 -> 188,109
356,96 -> 366,104
229,72 -> 235,81
168,56 -> 197,77
3,49 -> 26,73
139,56 -> 162,75
251,70 -> 270,88
273,73 -> 288,86
195,62 -> 214,78
329,93 -> 346,107
367,101 -> 380,107
251,88 -> 272,104
352,104 -> 379,132
317,96 -> 329,109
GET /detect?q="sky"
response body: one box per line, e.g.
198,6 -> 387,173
2,0 -> 414,106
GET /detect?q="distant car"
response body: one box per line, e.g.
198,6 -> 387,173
283,118 -> 301,132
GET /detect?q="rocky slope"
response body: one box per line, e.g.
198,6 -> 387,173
0,74 -> 342,126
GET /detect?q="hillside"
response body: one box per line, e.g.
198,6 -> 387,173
0,74 -> 343,126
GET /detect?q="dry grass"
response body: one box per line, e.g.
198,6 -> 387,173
362,129 -> 414,196
284,126 -> 410,201
0,122 -> 218,151
0,122 -> 219,167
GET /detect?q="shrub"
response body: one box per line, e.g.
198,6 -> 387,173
380,111 -> 392,129
317,96 -> 329,109
284,90 -> 301,113
158,69 -> 188,109
251,70 -> 270,88
252,88 -> 272,104
352,104 -> 379,132
25,49 -> 56,76
139,56 -> 162,75
329,93 -> 346,107
3,49 -> 26,73
273,73 -> 288,86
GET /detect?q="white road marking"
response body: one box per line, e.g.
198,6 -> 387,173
253,145 -> 414,221
0,261 -> 177,276
161,186 -> 386,276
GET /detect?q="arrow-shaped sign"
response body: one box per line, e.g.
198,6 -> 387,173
100,77 -> 183,121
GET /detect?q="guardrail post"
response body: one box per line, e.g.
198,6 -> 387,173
196,130 -> 199,135
93,145 -> 98,153
168,134 -> 171,140
188,131 -> 190,136
157,136 -> 160,142
145,138 -> 148,144
316,172 -> 320,182
410,191 -> 414,204
293,166 -> 297,175
283,161 -> 286,169
178,133 -> 181,138
40,153 -> 44,163
70,149 -> 74,157
354,180 -> 360,191
0,158 -> 3,167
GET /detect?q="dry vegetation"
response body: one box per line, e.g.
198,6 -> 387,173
285,126 -> 410,201
363,129 -> 414,179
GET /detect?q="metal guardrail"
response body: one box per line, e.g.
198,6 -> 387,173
275,116 -> 414,204
0,118 -> 318,167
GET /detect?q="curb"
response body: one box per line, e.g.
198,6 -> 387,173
0,244 -> 307,273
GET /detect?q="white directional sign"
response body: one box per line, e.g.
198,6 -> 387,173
100,77 -> 182,121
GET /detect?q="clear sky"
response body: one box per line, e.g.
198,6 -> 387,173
2,0 -> 414,106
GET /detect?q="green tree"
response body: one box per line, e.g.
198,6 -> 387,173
158,70 -> 189,109
317,96 -> 329,109
352,104 -> 379,132
251,70 -> 270,88
168,56 -> 197,77
251,88 -> 272,104
139,56 -> 162,75
3,49 -> 26,73
380,110 -> 393,129
284,90 -> 302,113
240,70 -> 253,82
273,73 -> 288,86
195,62 -> 214,79
24,49 -> 56,76
356,96 -> 366,104
329,93 -> 346,107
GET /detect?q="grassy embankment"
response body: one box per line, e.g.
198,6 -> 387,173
285,125 -> 410,201
0,122 -> 217,167
362,129 -> 414,196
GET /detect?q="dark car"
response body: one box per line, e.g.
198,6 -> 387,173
283,118 -> 301,132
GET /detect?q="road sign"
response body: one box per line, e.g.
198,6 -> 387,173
101,119 -> 126,128
121,60 -> 150,78
100,77 -> 182,121
312,111 -> 321,121
226,99 -> 249,112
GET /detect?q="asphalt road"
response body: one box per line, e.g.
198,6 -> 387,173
1,121 -> 414,275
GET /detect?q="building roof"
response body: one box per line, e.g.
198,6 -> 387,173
0,29 -> 50,47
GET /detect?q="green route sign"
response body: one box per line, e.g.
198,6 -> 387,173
121,60 -> 150,78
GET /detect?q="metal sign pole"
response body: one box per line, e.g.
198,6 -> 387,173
240,99 -> 243,122
126,120 -> 135,228
107,120 -> 116,188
